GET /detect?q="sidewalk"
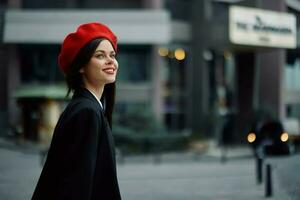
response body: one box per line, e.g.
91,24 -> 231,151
0,136 -> 255,163
0,137 -> 294,200
116,139 -> 254,164
0,137 -> 45,154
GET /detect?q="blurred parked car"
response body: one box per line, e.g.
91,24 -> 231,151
282,118 -> 300,152
247,119 -> 293,156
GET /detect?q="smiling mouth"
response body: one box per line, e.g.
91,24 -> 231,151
102,68 -> 116,74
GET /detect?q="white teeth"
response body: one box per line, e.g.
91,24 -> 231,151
103,69 -> 114,73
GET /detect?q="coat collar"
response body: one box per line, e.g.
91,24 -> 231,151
72,87 -> 103,111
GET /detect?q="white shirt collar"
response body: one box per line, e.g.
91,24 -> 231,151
87,89 -> 103,109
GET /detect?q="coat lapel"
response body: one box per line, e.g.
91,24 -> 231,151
73,87 -> 103,112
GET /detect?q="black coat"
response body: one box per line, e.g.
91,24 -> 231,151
32,88 -> 122,200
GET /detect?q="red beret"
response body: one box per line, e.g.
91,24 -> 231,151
58,22 -> 117,74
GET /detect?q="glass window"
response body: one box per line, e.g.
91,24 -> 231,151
117,45 -> 151,83
0,0 -> 7,7
22,0 -> 67,8
114,102 -> 163,133
22,0 -> 142,9
19,44 -> 63,83
165,0 -> 191,21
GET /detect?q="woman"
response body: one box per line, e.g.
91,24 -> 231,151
32,23 -> 122,200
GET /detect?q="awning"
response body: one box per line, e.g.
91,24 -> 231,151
3,9 -> 171,44
13,84 -> 68,99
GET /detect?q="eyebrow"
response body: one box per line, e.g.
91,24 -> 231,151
94,50 -> 115,54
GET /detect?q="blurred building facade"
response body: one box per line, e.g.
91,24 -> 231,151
188,0 -> 300,143
0,0 -> 299,144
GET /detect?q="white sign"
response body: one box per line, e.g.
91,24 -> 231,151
229,6 -> 297,48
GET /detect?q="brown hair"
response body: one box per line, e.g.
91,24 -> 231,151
65,38 -> 116,127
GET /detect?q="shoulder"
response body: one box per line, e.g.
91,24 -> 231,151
62,97 -> 102,122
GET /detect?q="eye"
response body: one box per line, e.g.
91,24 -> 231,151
95,53 -> 105,59
110,53 -> 116,59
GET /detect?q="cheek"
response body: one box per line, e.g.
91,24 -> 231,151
114,60 -> 119,69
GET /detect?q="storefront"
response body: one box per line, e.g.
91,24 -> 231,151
210,3 -> 297,143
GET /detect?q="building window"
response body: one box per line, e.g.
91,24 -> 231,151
117,45 -> 151,83
0,0 -> 7,7
22,0 -> 142,9
286,59 -> 300,91
165,0 -> 191,21
19,44 -> 63,83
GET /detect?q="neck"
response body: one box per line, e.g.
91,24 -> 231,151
84,83 -> 104,100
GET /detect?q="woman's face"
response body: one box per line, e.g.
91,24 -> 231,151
80,39 -> 118,87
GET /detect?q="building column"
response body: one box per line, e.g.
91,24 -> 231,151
2,0 -> 22,137
257,0 -> 286,119
188,0 -> 211,136
7,46 -> 21,131
151,46 -> 164,122
0,46 -> 8,136
236,52 -> 255,143
8,0 -> 22,8
142,0 -> 164,9
143,0 -> 165,123
257,50 -> 285,119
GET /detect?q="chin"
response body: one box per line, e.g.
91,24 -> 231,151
105,79 -> 116,84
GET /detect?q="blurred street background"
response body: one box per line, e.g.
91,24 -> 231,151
0,138 -> 300,199
1,0 -> 300,199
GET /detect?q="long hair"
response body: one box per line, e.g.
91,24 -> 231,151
65,38 -> 116,127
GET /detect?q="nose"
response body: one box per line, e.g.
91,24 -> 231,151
105,56 -> 114,65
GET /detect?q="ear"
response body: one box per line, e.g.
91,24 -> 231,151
79,67 -> 84,73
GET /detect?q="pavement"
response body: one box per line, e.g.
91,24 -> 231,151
116,140 -> 254,164
0,137 -> 254,164
0,137 -> 45,154
0,136 -> 297,200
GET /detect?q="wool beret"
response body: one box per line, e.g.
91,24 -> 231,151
58,22 -> 117,74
